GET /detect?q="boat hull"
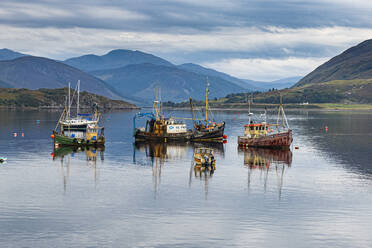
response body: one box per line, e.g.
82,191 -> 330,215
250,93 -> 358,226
134,126 -> 225,143
238,130 -> 292,149
191,122 -> 225,142
54,133 -> 105,147
134,130 -> 193,142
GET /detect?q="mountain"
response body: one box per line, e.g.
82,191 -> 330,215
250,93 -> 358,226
0,56 -> 123,100
64,49 -> 173,72
0,48 -> 27,61
91,63 -> 246,103
249,76 -> 302,90
177,63 -> 258,90
177,63 -> 301,90
295,39 -> 372,87
0,88 -> 138,109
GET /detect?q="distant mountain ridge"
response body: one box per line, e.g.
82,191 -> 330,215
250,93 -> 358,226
92,63 -> 246,102
0,47 -> 302,105
0,56 -> 123,100
64,49 -> 173,72
295,39 -> 372,87
0,48 -> 27,61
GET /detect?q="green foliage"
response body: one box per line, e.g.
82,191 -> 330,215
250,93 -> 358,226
0,88 -> 137,109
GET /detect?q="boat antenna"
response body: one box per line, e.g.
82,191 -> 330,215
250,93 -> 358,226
77,80 -> 80,116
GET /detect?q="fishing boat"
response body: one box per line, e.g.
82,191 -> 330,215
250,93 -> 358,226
238,102 -> 292,149
51,81 -> 105,147
134,88 -> 193,142
189,78 -> 226,142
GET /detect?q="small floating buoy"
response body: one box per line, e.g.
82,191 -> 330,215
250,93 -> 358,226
13,132 -> 17,137
50,134 -> 55,139
223,135 -> 227,139
21,133 -> 24,137
325,126 -> 328,132
234,117 -> 237,121
295,146 -> 299,149
223,140 -> 227,144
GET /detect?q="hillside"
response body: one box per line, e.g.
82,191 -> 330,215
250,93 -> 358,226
0,88 -> 138,109
91,63 -> 246,102
296,39 -> 372,87
0,48 -> 27,61
64,49 -> 173,72
211,78 -> 372,105
0,56 -> 123,100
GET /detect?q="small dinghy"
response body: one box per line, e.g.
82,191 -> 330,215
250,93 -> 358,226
0,157 -> 7,163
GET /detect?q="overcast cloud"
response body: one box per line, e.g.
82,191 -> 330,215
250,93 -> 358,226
0,0 -> 371,80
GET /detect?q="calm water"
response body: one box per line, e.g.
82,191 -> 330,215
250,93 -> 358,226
1,109 -> 372,248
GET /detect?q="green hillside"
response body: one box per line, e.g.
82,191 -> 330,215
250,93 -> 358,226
295,39 -> 372,87
223,79 -> 372,104
0,88 -> 138,110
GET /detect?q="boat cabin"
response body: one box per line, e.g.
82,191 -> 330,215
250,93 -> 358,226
145,117 -> 187,135
244,122 -> 271,138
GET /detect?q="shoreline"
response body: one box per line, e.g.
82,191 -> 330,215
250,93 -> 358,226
2,104 -> 372,112
162,102 -> 372,111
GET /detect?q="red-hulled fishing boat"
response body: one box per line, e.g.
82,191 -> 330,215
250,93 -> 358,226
238,103 -> 292,149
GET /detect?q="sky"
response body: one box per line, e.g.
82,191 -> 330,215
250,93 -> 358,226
0,0 -> 372,81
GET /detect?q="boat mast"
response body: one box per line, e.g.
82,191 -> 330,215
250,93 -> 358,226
205,77 -> 209,124
189,97 -> 197,128
77,80 -> 80,116
68,82 -> 71,120
153,86 -> 161,121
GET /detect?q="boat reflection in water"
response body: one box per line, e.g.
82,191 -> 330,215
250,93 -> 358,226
51,146 -> 105,191
133,141 -> 223,197
239,147 -> 292,199
189,146 -> 218,199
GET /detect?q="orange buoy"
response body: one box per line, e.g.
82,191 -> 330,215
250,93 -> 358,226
50,134 -> 55,139
13,133 -> 17,137
234,117 -> 237,120
21,133 -> 24,137
223,140 -> 227,144
223,135 -> 227,139
325,126 -> 328,132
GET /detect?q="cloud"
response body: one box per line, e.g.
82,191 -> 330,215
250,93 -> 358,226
1,0 -> 372,31
203,57 -> 329,81
0,0 -> 372,80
